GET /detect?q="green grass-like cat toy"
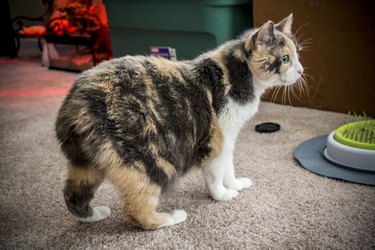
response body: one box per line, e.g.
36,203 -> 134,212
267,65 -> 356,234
334,114 -> 375,150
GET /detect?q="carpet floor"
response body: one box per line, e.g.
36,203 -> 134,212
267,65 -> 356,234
0,49 -> 374,249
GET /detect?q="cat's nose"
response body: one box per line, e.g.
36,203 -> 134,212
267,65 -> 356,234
297,63 -> 304,75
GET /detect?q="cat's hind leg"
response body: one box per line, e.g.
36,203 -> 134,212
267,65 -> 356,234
107,163 -> 187,230
63,162 -> 111,222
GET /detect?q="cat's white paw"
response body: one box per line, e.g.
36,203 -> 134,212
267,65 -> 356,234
76,206 -> 111,223
224,177 -> 253,191
171,209 -> 188,224
211,188 -> 239,201
159,209 -> 188,228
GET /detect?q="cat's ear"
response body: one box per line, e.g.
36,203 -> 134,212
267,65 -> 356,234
254,21 -> 275,48
275,13 -> 293,35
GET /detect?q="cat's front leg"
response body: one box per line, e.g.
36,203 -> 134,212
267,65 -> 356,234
218,143 -> 252,191
218,139 -> 253,191
223,158 -> 253,191
202,150 -> 239,201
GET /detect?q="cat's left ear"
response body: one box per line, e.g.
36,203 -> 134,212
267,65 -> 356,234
275,13 -> 293,35
246,21 -> 275,53
255,21 -> 275,47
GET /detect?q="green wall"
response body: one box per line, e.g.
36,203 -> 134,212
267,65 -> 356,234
9,0 -> 43,21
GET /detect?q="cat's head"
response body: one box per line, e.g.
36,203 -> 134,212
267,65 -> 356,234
244,14 -> 304,88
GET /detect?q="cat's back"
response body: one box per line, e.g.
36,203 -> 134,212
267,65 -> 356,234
74,55 -> 187,91
56,55 -> 191,136
58,55 -> 190,123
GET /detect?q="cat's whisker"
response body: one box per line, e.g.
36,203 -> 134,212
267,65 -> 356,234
281,85 -> 287,105
303,74 -> 309,83
270,82 -> 280,103
291,83 -> 302,102
301,37 -> 314,43
300,75 -> 310,98
273,84 -> 282,103
299,43 -> 312,51
279,85 -> 283,105
264,87 -> 276,101
295,23 -> 310,40
300,69 -> 313,85
270,85 -> 279,103
302,72 -> 313,79
299,40 -> 313,47
287,85 -> 293,106
301,74 -> 309,85
282,85 -> 288,105
263,87 -> 272,97
299,37 -> 314,46
273,83 -> 284,104
295,79 -> 303,96
300,79 -> 308,97
285,86 -> 290,105
271,83 -> 280,103
300,42 -> 312,48
285,85 -> 291,106
300,79 -> 307,97
300,43 -> 313,49
298,37 -> 313,52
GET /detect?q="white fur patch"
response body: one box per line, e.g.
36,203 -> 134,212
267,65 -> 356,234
75,206 -> 111,223
219,97 -> 261,141
203,96 -> 262,201
159,209 -> 188,228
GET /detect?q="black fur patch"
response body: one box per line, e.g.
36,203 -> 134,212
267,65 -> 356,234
63,180 -> 94,218
267,58 -> 282,74
224,53 -> 255,104
195,58 -> 227,115
59,129 -> 91,166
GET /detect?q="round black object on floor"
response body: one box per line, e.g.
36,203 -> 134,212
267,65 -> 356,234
255,122 -> 280,133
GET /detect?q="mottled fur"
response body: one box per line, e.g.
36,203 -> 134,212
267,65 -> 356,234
56,14 -> 303,230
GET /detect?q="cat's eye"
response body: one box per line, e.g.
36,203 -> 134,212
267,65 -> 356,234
281,55 -> 289,63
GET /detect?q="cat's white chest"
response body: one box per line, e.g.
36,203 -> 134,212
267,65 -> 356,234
218,97 -> 260,143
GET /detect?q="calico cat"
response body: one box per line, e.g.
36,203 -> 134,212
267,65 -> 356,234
56,14 -> 303,230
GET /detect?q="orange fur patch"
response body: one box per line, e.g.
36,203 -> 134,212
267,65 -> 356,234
106,162 -> 169,230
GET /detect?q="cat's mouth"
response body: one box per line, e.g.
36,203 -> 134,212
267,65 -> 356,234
280,79 -> 297,86
280,74 -> 303,86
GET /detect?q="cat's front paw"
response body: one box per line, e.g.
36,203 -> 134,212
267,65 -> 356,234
211,187 -> 239,201
224,177 -> 253,191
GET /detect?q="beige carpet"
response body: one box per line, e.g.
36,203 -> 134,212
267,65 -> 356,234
0,47 -> 374,249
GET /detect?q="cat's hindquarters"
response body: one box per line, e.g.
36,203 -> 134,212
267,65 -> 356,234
106,162 -> 187,230
63,163 -> 111,222
63,145 -> 188,229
